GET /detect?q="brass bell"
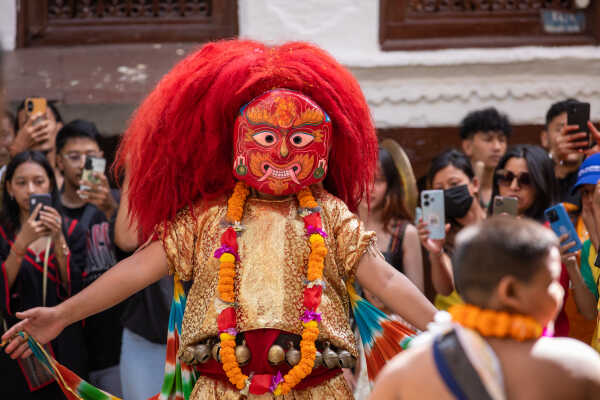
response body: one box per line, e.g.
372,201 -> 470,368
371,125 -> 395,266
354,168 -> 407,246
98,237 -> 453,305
285,341 -> 301,366
314,350 -> 323,368
267,344 -> 285,365
235,340 -> 251,366
211,343 -> 221,363
180,346 -> 196,365
322,342 -> 339,369
193,343 -> 211,364
337,350 -> 355,369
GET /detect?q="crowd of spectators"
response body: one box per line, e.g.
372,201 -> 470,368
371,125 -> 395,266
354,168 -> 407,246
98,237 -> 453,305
1,96 -> 600,399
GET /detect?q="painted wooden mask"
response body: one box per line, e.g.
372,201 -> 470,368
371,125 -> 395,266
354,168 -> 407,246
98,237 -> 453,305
233,89 -> 332,195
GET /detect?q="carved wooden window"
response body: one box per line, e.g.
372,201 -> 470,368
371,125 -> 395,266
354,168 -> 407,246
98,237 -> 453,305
380,0 -> 600,50
17,0 -> 238,47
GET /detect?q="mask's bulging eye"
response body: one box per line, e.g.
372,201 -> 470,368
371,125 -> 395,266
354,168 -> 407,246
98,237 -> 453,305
252,131 -> 278,146
289,132 -> 314,148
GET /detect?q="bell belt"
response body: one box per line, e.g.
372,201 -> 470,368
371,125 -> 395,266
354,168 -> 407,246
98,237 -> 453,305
181,328 -> 348,391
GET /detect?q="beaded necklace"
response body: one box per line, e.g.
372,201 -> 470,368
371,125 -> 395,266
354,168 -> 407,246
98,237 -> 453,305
213,182 -> 327,396
449,304 -> 542,341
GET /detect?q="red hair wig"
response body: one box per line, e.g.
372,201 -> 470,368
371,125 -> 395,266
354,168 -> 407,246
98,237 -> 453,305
115,39 -> 377,239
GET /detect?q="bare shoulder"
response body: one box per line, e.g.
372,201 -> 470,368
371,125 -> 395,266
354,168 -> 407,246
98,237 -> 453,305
369,344 -> 428,400
533,337 -> 600,388
403,223 -> 419,239
369,340 -> 453,400
533,337 -> 600,366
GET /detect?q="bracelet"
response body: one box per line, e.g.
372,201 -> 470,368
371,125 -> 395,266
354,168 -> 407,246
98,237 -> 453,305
10,245 -> 26,258
55,236 -> 70,258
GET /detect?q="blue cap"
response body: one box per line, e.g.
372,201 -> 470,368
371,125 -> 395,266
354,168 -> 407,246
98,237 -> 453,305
572,153 -> 600,194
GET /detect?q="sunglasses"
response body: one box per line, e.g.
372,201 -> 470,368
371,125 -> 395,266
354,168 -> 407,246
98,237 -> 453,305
496,170 -> 532,188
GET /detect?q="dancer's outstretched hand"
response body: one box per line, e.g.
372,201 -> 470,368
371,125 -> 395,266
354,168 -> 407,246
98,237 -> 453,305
1,306 -> 67,359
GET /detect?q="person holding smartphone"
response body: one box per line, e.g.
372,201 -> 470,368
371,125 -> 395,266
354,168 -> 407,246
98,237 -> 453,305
540,99 -> 592,221
55,120 -> 123,396
56,120 -> 117,221
11,99 -> 64,188
417,150 -> 487,301
0,151 -> 88,398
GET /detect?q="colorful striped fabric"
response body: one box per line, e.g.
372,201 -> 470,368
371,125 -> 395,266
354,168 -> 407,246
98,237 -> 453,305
348,283 -> 416,383
9,274 -> 197,400
150,274 -> 198,400
11,331 -> 120,400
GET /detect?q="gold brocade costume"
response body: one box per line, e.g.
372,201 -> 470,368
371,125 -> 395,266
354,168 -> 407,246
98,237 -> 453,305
158,186 -> 374,398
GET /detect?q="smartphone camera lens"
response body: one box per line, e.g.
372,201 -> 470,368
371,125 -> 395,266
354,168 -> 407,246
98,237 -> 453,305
424,201 -> 430,207
27,101 -> 33,112
548,210 -> 558,222
424,194 -> 429,200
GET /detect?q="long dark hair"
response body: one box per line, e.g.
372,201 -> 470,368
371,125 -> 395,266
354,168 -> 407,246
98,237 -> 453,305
378,147 -> 412,232
1,151 -> 62,237
490,145 -> 557,221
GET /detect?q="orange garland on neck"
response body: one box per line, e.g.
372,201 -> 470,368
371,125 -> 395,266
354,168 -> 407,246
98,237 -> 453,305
449,304 -> 542,341
215,182 -> 326,396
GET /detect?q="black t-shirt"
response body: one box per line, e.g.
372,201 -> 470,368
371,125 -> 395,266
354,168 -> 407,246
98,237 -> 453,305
62,196 -> 125,371
120,276 -> 173,344
558,170 -> 582,209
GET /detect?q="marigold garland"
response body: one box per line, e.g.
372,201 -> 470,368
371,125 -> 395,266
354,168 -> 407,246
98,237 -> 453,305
449,304 -> 542,341
214,182 -> 327,395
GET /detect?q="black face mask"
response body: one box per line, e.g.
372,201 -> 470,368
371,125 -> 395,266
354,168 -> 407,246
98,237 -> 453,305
444,184 -> 473,219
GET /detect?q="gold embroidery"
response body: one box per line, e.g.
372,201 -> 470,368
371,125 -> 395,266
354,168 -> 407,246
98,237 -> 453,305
158,187 -> 376,361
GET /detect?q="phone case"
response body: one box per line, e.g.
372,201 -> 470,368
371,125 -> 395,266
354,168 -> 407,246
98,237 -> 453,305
421,190 -> 445,240
25,98 -> 47,116
567,102 -> 591,140
29,194 -> 52,219
80,156 -> 106,192
544,204 -> 582,253
492,196 -> 518,216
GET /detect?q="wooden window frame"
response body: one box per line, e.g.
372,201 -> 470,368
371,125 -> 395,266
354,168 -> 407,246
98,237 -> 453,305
380,0 -> 600,51
17,0 -> 238,48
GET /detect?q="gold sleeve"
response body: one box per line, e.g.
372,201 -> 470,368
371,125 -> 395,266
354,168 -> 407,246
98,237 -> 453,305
156,207 -> 197,281
324,195 -> 376,280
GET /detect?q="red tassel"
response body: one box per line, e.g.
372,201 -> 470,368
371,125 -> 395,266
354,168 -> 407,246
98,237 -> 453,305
249,374 -> 272,395
303,213 -> 322,229
303,286 -> 323,310
220,227 -> 238,254
217,307 -> 237,331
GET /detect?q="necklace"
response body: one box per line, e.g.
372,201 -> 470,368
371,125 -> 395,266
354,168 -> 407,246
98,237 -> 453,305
214,182 -> 327,396
449,304 -> 542,341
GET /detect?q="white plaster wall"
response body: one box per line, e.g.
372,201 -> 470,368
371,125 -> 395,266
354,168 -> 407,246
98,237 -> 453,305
0,0 -> 16,51
238,0 -> 600,128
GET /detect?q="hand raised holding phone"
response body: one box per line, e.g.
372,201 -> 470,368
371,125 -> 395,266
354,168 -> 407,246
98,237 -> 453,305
12,203 -> 50,253
77,156 -> 117,219
416,216 -> 450,257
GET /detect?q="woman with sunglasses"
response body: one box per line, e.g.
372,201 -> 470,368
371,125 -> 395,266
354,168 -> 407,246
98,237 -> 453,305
0,151 -> 88,399
491,144 -> 577,336
491,144 -> 558,221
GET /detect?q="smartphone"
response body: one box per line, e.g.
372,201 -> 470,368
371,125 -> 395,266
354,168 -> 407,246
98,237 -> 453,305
492,196 -> 518,216
421,190 -> 445,240
25,97 -> 47,126
80,156 -> 106,195
29,194 -> 52,220
567,101 -> 591,149
544,203 -> 582,253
